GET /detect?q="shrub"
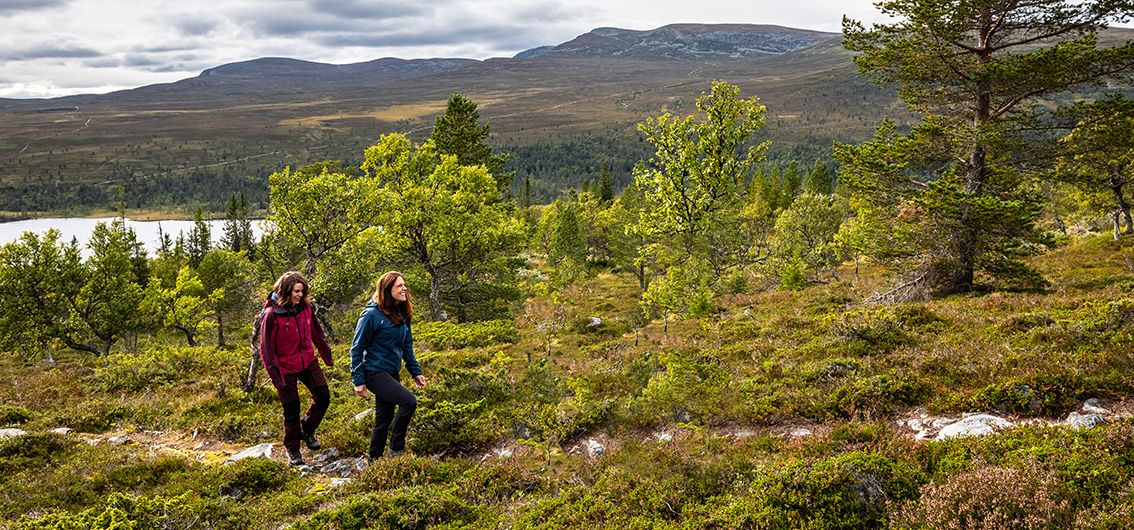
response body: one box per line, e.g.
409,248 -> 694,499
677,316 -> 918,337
972,376 -> 1081,416
823,371 -> 928,420
20,492 -> 207,529
213,457 -> 290,498
0,403 -> 34,426
0,432 -> 73,476
828,305 -> 942,355
296,486 -> 491,530
895,463 -> 1072,529
414,319 -> 519,350
712,452 -> 924,529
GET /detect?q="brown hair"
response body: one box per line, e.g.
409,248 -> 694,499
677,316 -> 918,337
271,271 -> 309,308
371,271 -> 412,324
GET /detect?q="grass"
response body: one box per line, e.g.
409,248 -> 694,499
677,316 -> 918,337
3,233 -> 1134,527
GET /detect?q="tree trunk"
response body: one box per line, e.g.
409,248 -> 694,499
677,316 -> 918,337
427,271 -> 449,322
216,313 -> 226,348
1110,172 -> 1133,235
244,349 -> 260,392
64,338 -> 101,356
175,325 -> 198,347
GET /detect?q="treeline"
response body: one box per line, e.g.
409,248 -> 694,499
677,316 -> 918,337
0,169 -> 268,213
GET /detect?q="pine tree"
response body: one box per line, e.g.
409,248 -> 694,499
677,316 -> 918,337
598,162 -> 615,204
186,206 -> 211,268
842,0 -> 1134,295
431,93 -> 512,193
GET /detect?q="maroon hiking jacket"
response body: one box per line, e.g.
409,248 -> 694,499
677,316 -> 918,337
259,298 -> 332,388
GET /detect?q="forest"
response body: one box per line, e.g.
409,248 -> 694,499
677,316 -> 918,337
3,1 -> 1134,528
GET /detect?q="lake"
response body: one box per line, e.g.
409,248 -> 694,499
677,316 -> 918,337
0,217 -> 265,255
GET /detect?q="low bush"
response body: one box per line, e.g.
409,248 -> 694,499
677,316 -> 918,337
414,319 -> 519,350
894,463 -> 1072,529
0,403 -> 35,426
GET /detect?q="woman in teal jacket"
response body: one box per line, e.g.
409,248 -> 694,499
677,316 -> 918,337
350,271 -> 426,459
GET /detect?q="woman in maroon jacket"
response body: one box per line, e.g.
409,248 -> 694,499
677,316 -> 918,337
260,271 -> 333,466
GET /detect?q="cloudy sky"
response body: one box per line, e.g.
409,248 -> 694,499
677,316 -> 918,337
1,0 -> 1125,99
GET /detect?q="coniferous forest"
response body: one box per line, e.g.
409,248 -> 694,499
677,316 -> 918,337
5,2 -> 1134,528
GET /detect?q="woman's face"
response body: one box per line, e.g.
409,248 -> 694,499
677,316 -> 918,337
289,282 -> 305,306
391,277 -> 408,302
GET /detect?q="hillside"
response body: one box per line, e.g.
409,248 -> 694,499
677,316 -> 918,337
2,233 -> 1134,527
0,23 -> 896,213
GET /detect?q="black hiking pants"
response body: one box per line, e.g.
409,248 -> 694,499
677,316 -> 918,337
363,370 -> 417,458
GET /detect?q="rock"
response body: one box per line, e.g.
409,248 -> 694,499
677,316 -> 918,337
320,458 -> 358,477
51,427 -> 73,435
1082,398 -> 1111,415
584,439 -> 605,458
587,317 -> 603,328
107,435 -> 131,445
0,428 -> 26,439
226,443 -> 273,463
353,409 -> 374,422
331,478 -> 353,487
788,427 -> 813,438
495,446 -> 514,458
1066,411 -> 1107,430
312,447 -> 340,464
655,430 -> 675,443
935,414 -> 1011,440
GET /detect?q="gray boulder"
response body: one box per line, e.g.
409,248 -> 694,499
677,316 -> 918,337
935,414 -> 1011,440
226,443 -> 273,463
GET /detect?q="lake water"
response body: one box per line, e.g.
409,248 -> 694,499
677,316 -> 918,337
0,217 -> 265,255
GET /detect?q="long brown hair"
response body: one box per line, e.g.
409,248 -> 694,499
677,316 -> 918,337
271,271 -> 309,308
372,271 -> 412,324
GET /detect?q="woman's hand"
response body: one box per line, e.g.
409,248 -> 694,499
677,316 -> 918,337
413,375 -> 426,389
354,384 -> 368,397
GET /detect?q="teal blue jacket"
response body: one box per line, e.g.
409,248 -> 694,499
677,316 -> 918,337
349,301 -> 421,386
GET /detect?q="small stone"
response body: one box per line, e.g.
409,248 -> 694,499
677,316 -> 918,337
731,429 -> 755,439
788,427 -> 813,438
330,478 -> 353,487
495,446 -> 514,458
1082,399 -> 1111,415
655,431 -> 674,443
143,430 -> 163,436
51,427 -> 72,435
312,447 -> 340,464
584,439 -> 605,458
353,409 -> 374,422
320,459 -> 358,477
107,435 -> 131,445
587,317 -> 603,328
0,428 -> 27,439
226,443 -> 273,463
1066,411 -> 1107,430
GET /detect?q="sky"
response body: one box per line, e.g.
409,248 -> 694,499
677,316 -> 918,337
0,0 -> 901,99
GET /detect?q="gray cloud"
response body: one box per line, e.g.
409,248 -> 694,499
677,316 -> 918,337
3,42 -> 101,61
315,24 -> 547,51
307,0 -> 424,20
0,0 -> 70,14
170,15 -> 223,37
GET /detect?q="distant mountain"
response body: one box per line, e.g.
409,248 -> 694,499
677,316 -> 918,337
541,24 -> 839,59
514,46 -> 555,59
196,56 -> 478,81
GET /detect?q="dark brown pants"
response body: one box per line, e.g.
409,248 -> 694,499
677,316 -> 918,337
274,362 -> 330,452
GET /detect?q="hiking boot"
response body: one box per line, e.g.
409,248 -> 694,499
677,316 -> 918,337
389,449 -> 405,458
287,448 -> 305,466
303,432 -> 321,451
